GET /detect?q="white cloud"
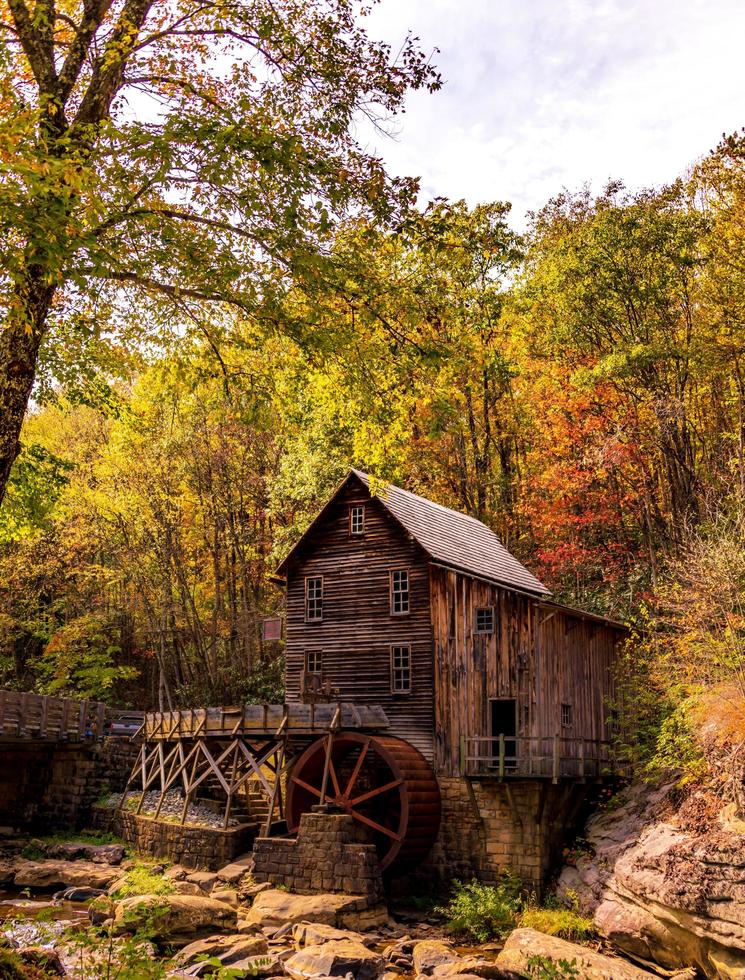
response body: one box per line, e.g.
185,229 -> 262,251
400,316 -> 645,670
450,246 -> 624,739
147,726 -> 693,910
357,0 -> 745,224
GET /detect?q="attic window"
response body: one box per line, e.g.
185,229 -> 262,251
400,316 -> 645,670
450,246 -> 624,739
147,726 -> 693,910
475,606 -> 495,634
305,576 -> 323,622
561,703 -> 573,728
350,505 -> 365,535
390,569 -> 410,615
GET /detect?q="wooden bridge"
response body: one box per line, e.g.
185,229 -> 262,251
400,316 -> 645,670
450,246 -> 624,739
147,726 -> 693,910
0,689 -> 142,742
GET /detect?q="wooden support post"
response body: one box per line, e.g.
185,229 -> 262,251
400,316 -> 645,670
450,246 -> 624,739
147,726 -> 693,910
459,735 -> 466,775
319,733 -> 334,805
96,702 -> 106,740
498,734 -> 505,780
552,734 -> 560,784
579,739 -> 585,781
39,696 -> 49,739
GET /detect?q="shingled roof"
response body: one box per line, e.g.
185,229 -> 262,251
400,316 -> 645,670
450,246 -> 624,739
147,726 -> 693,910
277,469 -> 550,598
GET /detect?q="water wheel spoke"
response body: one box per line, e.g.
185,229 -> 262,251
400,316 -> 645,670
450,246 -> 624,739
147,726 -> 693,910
343,738 -> 370,799
328,756 -> 342,798
350,778 -> 403,806
350,809 -> 402,842
291,776 -> 323,799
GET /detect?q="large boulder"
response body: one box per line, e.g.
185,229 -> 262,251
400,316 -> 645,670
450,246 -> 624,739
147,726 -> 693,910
412,941 -> 462,976
557,781 -> 745,979
292,923 -> 370,949
173,933 -> 269,968
112,894 -> 237,944
243,890 -> 388,932
412,941 -> 503,980
285,939 -> 384,980
495,928 -> 658,980
45,842 -> 125,865
13,858 -> 122,890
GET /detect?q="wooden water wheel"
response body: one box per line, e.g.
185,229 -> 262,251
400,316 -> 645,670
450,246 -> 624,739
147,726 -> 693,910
286,732 -> 441,873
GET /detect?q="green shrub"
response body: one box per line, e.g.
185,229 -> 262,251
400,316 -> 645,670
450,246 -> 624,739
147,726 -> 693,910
518,906 -> 597,943
435,875 -> 523,942
525,955 -> 580,979
111,863 -> 175,899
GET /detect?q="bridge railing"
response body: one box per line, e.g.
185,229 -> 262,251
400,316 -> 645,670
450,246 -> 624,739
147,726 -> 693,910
0,689 -> 108,741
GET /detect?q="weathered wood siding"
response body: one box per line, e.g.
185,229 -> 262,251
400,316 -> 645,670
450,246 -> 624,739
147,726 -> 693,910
283,482 -> 435,759
430,566 -> 621,775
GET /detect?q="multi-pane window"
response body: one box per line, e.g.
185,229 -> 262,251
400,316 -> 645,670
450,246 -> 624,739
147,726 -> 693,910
305,576 -> 323,622
350,505 -> 365,535
391,645 -> 411,694
305,650 -> 323,675
390,569 -> 410,614
561,703 -> 573,728
475,606 -> 495,634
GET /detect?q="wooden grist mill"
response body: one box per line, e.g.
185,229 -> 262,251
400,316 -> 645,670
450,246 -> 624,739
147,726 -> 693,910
120,701 -> 442,874
123,469 -> 628,887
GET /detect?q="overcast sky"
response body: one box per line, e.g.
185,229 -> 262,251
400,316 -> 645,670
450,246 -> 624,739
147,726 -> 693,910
356,0 -> 745,225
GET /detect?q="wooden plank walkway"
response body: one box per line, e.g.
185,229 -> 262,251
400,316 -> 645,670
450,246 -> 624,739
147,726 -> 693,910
0,689 -> 109,742
143,702 -> 389,740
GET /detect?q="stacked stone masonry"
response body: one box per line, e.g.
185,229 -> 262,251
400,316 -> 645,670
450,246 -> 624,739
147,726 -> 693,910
424,776 -> 587,892
113,811 -> 255,870
251,812 -> 384,902
0,738 -> 139,833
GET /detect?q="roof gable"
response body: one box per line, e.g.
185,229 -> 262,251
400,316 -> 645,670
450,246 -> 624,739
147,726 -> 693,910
276,469 -> 549,597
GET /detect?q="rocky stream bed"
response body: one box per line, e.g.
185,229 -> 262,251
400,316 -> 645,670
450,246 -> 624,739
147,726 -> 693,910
0,837 -> 673,980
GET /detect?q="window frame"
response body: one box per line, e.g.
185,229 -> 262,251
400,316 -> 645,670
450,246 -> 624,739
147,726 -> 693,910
474,606 -> 495,635
305,650 -> 323,675
390,643 -> 412,695
349,504 -> 366,536
389,568 -> 411,616
561,702 -> 573,729
304,575 -> 323,623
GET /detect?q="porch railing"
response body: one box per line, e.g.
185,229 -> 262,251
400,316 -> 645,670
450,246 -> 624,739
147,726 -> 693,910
461,734 -> 622,781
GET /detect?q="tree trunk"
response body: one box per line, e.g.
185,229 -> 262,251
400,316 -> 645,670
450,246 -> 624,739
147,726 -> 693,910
0,276 -> 56,504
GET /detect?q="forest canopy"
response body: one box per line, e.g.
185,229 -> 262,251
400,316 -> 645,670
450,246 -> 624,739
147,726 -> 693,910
0,2 -> 744,780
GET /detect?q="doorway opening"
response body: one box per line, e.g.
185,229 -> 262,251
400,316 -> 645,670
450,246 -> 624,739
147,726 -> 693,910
490,698 -> 517,770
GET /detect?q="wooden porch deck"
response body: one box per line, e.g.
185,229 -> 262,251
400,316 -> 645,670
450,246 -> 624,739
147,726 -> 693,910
462,734 -> 623,782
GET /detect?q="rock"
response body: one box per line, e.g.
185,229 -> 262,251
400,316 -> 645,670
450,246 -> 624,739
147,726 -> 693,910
55,885 -> 107,902
17,946 -> 65,975
557,780 -> 745,979
45,842 -> 125,865
187,871 -> 218,891
495,928 -> 659,980
0,860 -> 16,885
174,881 -> 206,896
174,932 -> 269,967
433,962 -> 504,980
412,941 -> 460,976
244,890 -> 388,932
216,855 -> 254,886
228,954 -> 284,977
292,923 -> 370,949
13,858 -> 122,890
285,939 -> 385,980
242,881 -> 273,899
113,894 -> 237,944
165,865 -> 189,881
211,888 -> 240,908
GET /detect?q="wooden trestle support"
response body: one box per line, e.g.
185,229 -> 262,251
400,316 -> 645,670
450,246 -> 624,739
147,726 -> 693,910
120,703 -> 390,835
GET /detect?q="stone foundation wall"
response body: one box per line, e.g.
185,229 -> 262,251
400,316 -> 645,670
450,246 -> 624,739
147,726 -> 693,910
93,808 -> 256,870
251,812 -> 384,902
419,776 -> 587,893
0,737 -> 139,834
